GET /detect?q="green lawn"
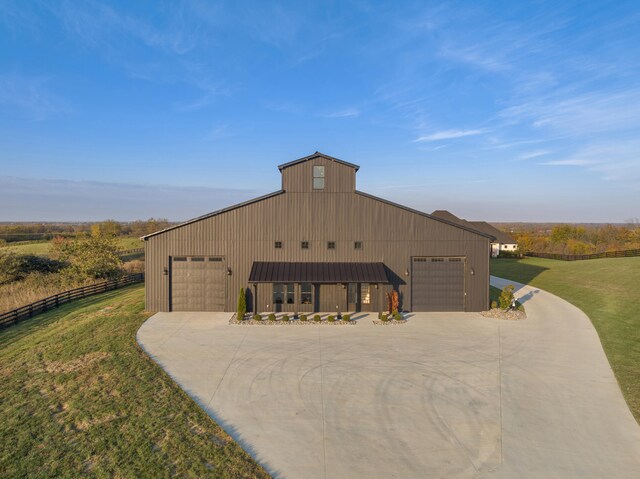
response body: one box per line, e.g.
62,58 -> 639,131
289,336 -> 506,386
0,285 -> 269,479
491,257 -> 640,423
1,237 -> 143,256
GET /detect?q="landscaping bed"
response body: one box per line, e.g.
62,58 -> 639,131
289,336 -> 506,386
230,313 -> 356,325
480,308 -> 526,320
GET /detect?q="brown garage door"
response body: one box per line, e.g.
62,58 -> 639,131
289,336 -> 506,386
170,256 -> 226,311
411,257 -> 465,311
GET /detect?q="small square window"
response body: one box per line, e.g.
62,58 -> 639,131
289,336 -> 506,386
327,241 -> 336,250
313,177 -> 325,189
275,241 -> 282,249
301,241 -> 309,249
354,241 -> 362,250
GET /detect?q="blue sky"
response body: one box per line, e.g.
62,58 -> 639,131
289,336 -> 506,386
1,1 -> 639,222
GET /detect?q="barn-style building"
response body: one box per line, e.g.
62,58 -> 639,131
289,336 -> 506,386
143,152 -> 492,313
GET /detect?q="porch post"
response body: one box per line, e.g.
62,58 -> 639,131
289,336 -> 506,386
294,283 -> 300,318
253,283 -> 258,314
378,283 -> 383,313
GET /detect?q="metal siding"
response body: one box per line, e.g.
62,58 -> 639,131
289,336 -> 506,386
170,257 -> 226,311
144,165 -> 490,313
412,258 -> 466,311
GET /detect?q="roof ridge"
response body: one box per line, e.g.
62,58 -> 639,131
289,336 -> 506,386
277,152 -> 360,172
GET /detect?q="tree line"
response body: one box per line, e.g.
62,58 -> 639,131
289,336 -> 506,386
511,223 -> 640,255
0,218 -> 172,243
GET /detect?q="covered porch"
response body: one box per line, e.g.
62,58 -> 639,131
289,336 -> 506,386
247,261 -> 390,315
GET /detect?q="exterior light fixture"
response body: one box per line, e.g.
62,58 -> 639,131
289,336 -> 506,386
470,268 -> 475,276
227,268 -> 232,276
405,269 -> 410,276
374,284 -> 378,289
163,267 -> 168,275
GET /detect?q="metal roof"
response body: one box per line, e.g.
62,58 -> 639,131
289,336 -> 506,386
248,262 -> 389,283
468,221 -> 517,244
277,151 -> 360,172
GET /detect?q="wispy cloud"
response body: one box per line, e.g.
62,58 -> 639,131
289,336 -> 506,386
540,141 -> 640,182
519,150 -> 550,160
0,73 -> 69,120
501,88 -> 640,135
320,108 -> 360,118
414,129 -> 486,142
541,159 -> 597,166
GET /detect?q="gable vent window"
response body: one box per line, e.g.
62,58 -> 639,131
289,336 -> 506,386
327,241 -> 336,250
313,165 -> 325,190
354,241 -> 362,250
275,241 -> 282,249
301,241 -> 309,249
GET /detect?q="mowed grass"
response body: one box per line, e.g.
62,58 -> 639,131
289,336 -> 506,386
0,285 -> 269,479
491,257 -> 640,422
1,237 -> 143,256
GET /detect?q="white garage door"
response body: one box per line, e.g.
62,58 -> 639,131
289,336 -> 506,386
170,256 -> 226,311
411,257 -> 465,311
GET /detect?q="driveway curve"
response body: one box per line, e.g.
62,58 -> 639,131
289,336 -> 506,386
137,278 -> 640,478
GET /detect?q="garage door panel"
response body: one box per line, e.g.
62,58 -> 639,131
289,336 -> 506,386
412,257 -> 465,312
171,256 -> 226,311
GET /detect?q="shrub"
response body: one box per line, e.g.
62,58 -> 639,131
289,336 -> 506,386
121,259 -> 144,274
0,252 -> 65,285
499,285 -> 515,310
268,313 -> 276,321
253,313 -> 262,321
328,315 -> 335,322
300,314 -> 308,321
282,314 -> 290,321
313,314 -> 321,322
394,312 -> 402,321
490,300 -> 498,309
342,314 -> 350,322
237,287 -> 246,320
380,313 -> 389,322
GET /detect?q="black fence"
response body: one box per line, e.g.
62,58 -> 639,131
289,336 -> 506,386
526,249 -> 640,261
0,273 -> 144,329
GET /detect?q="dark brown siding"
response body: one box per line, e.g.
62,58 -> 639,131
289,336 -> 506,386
281,156 -> 355,192
145,159 -> 490,312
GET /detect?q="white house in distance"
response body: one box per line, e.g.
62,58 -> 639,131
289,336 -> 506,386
431,210 -> 518,258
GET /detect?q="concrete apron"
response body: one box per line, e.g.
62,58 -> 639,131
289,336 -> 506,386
137,278 -> 640,478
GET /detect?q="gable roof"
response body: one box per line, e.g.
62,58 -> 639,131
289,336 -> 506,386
430,210 -> 470,227
278,151 -> 360,172
468,221 -> 516,244
141,190 -> 285,240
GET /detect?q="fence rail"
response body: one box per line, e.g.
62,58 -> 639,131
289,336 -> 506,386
526,249 -> 640,261
0,273 -> 144,329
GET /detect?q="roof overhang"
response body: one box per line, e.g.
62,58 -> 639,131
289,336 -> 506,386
249,262 -> 389,283
277,151 -> 360,172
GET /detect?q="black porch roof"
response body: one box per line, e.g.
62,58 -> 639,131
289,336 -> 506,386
248,262 -> 389,283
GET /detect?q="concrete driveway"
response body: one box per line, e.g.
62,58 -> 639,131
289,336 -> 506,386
137,278 -> 640,478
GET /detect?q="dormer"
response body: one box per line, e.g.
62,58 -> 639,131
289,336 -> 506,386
278,152 -> 359,193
